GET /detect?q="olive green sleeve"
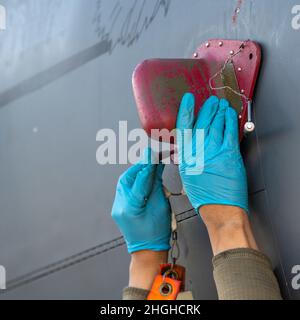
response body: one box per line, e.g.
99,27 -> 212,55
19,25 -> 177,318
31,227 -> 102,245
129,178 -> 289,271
122,287 -> 149,300
212,248 -> 282,300
123,248 -> 282,300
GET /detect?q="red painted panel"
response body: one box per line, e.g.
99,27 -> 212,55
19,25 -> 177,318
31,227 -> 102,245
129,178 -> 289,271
132,39 -> 261,142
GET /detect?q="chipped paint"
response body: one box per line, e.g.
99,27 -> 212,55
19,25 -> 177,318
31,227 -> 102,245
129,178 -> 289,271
149,60 -> 210,112
232,0 -> 243,24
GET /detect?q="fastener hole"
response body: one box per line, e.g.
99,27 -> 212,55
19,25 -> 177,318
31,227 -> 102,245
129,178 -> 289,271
163,269 -> 179,280
159,283 -> 173,296
249,53 -> 253,60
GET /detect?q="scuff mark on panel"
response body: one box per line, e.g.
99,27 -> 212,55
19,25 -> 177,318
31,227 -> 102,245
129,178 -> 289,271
232,0 -> 243,24
93,0 -> 171,52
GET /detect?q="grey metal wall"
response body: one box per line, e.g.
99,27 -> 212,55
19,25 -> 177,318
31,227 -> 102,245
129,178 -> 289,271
0,0 -> 299,299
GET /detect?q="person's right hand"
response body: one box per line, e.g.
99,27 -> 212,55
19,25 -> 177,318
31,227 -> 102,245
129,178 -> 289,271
111,148 -> 171,254
176,93 -> 248,215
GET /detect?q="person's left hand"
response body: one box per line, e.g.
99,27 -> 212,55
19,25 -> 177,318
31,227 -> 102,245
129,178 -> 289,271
111,148 -> 171,253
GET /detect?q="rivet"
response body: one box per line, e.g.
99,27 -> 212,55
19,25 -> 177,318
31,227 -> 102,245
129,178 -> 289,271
230,50 -> 234,55
193,52 -> 198,58
238,114 -> 242,119
205,42 -> 210,48
241,89 -> 245,94
244,122 -> 255,133
235,7 -> 240,14
219,41 -> 223,47
238,67 -> 242,72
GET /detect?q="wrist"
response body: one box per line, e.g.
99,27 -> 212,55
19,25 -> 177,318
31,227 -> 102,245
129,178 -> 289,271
129,250 -> 168,290
199,204 -> 248,230
198,204 -> 258,255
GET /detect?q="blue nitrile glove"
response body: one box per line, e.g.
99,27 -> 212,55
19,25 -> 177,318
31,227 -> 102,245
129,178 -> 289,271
176,93 -> 248,214
111,149 -> 171,253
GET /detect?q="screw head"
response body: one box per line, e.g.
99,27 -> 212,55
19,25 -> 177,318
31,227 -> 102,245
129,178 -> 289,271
218,41 -> 223,47
230,50 -> 234,55
205,42 -> 210,48
193,52 -> 198,58
238,67 -> 242,72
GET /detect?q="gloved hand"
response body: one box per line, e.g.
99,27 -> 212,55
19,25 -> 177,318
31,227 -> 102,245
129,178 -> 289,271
111,149 -> 171,253
176,93 -> 248,214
